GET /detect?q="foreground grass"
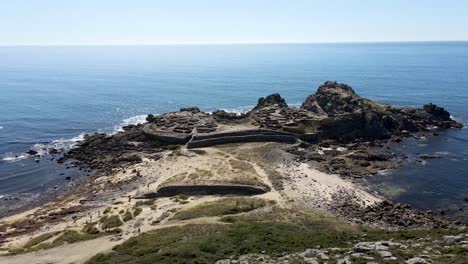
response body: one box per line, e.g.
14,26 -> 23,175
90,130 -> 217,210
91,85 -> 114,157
87,206 -> 465,264
10,230 -> 105,255
171,197 -> 276,220
87,208 -> 355,264
87,222 -> 356,264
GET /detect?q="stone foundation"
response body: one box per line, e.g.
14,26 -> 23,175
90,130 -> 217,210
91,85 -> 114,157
140,184 -> 269,198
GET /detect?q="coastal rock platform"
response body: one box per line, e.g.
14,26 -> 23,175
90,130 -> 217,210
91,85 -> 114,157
0,81 -> 465,264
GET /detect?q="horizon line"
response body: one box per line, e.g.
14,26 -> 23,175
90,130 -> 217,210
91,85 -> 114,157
1,40 -> 467,47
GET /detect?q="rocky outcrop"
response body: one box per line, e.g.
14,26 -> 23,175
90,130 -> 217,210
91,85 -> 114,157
64,81 -> 463,172
331,198 -> 459,229
253,93 -> 288,110
301,81 -> 463,141
302,81 -> 371,115
63,128 -> 161,171
212,110 -> 247,122
215,233 -> 468,264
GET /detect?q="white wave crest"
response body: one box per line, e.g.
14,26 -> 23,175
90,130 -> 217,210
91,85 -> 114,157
112,114 -> 148,134
2,115 -> 150,163
33,133 -> 87,155
2,133 -> 87,162
377,169 -> 392,176
2,153 -> 28,162
216,105 -> 254,115
216,102 -> 302,116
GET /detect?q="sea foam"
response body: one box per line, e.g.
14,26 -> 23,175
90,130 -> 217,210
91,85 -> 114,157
112,114 -> 148,134
2,114 -> 149,162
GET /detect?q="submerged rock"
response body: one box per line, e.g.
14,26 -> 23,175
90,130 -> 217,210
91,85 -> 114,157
26,150 -> 38,155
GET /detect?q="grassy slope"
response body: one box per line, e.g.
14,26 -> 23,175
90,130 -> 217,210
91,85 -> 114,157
87,205 -> 466,264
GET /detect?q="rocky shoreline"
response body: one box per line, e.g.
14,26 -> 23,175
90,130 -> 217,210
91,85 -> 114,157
60,81 -> 463,226
0,81 -> 465,263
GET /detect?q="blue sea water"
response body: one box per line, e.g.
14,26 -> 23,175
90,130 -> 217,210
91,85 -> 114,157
0,43 -> 467,213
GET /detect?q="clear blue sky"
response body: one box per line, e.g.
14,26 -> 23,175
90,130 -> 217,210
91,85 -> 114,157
1,0 -> 467,45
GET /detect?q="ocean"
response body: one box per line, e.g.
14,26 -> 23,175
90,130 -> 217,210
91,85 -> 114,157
0,42 -> 467,214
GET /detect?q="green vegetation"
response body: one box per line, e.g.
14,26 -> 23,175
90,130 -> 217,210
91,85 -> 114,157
135,200 -> 154,206
23,232 -> 59,249
100,215 -> 123,230
123,210 -> 134,222
82,223 -> 100,235
11,229 -> 105,255
133,207 -> 142,217
86,220 -> 355,263
54,230 -> 102,244
103,207 -> 112,214
172,198 -> 276,220
87,206 -> 466,264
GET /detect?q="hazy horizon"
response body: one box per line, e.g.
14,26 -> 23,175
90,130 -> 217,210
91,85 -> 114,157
1,40 -> 468,47
1,0 -> 468,46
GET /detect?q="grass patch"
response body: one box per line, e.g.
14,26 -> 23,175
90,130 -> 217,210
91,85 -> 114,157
54,230 -> 101,244
133,207 -> 142,217
135,200 -> 154,206
86,206 -> 466,264
23,232 -> 58,249
101,215 -> 123,230
86,220 -> 355,263
172,198 -> 275,221
229,159 -> 255,173
82,223 -> 100,235
123,210 -> 134,222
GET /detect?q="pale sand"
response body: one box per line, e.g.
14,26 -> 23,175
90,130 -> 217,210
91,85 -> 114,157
0,143 -> 379,264
279,162 -> 381,209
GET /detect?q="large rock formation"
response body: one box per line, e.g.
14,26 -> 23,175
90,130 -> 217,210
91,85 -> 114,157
253,93 -> 288,110
301,81 -> 462,141
64,81 -> 463,171
302,81 -> 373,115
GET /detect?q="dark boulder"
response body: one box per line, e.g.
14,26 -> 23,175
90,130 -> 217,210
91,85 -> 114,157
212,110 -> 247,121
146,114 -> 157,123
179,107 -> 201,113
26,150 -> 38,155
302,81 -> 374,116
253,93 -> 288,110
423,103 -> 451,121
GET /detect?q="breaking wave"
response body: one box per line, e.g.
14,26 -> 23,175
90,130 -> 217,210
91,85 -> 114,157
112,114 -> 148,134
2,114 -> 150,162
217,102 -> 301,116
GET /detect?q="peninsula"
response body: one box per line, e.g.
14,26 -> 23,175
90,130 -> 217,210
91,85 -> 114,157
0,81 -> 466,264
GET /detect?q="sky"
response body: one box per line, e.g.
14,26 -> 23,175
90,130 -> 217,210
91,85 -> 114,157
1,0 -> 467,45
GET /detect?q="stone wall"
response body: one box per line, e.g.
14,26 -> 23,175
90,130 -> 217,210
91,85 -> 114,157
188,134 -> 298,149
141,184 -> 268,198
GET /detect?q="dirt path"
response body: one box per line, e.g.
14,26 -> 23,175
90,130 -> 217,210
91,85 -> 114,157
0,236 -> 120,264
